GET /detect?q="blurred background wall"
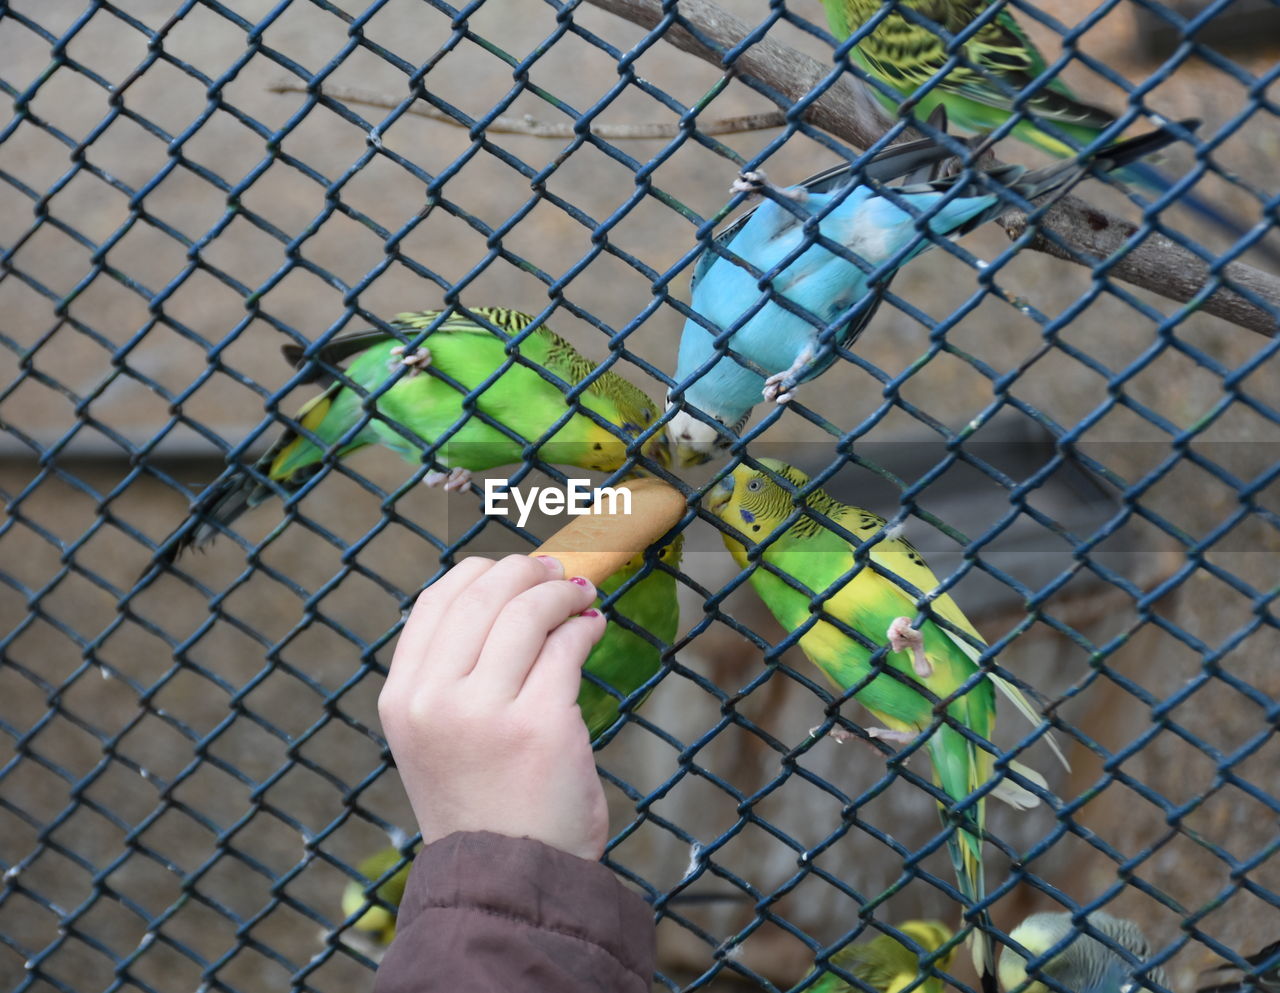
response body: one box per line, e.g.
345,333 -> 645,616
1,1 -> 1277,990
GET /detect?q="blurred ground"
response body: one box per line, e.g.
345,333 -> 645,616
1,1 -> 1277,991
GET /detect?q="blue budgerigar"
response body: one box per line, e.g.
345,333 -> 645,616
666,120 -> 1194,466
998,911 -> 1167,993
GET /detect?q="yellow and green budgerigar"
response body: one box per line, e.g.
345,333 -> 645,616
821,0 -> 1115,160
817,0 -> 1246,243
580,535 -> 683,742
806,920 -> 957,993
705,459 -> 1067,987
163,307 -> 669,559
342,843 -> 416,954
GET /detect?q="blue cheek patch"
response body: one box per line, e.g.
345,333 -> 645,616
739,508 -> 756,525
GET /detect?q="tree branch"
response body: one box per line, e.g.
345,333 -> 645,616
588,0 -> 893,144
585,0 -> 1279,337
269,79 -> 787,138
1003,196 -> 1279,335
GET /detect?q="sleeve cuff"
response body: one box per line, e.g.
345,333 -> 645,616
396,830 -> 654,980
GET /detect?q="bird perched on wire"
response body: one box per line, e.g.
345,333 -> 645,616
579,535 -> 682,742
815,0 -> 1250,249
667,121 -> 1192,466
159,307 -> 668,561
704,458 -> 1067,990
804,920 -> 957,993
999,910 -> 1168,993
1196,940 -> 1280,993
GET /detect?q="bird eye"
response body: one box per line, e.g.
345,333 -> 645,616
747,479 -> 763,492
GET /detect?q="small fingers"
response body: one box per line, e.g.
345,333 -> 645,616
386,557 -> 494,693
425,554 -> 565,682
519,609 -> 609,707
470,579 -> 601,698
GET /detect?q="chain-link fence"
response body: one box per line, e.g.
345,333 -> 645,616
2,1 -> 1278,991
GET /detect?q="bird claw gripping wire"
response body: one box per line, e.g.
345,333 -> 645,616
388,344 -> 433,376
424,467 -> 472,492
888,616 -> 933,678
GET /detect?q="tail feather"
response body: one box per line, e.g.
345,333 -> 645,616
1114,158 -> 1278,264
1088,120 -> 1201,174
1004,118 -> 1278,264
157,388 -> 346,564
157,471 -> 274,564
928,725 -> 996,993
281,329 -> 401,383
1007,118 -> 1198,206
912,120 -> 1200,240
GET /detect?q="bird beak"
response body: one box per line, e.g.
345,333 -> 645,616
703,474 -> 734,516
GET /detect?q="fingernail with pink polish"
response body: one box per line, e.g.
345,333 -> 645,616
580,608 -> 601,618
570,576 -> 591,588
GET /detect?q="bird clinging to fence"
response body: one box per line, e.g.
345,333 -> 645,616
341,843 -> 416,957
666,122 -> 1191,467
998,910 -> 1168,993
160,307 -> 668,561
803,920 -> 957,993
666,121 -> 959,467
704,458 -> 1068,989
816,0 -> 1245,245
577,535 -> 682,742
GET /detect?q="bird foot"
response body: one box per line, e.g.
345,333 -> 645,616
731,170 -> 808,202
388,344 -> 432,376
762,371 -> 798,405
810,724 -> 914,752
810,724 -> 861,745
731,170 -> 769,198
761,343 -> 816,405
424,467 -> 471,492
888,616 -> 932,678
867,726 -> 918,745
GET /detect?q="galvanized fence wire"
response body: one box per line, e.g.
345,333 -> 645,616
1,0 -> 1278,991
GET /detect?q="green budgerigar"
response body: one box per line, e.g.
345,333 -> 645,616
817,0 -> 1248,243
999,911 -> 1168,993
821,0 -> 1116,159
580,535 -> 683,742
341,843 -> 416,955
705,459 -> 1066,987
806,920 -> 957,993
164,307 -> 669,559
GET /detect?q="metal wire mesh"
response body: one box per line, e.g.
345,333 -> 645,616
2,1 -> 1278,992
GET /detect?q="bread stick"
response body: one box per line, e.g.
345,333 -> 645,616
530,478 -> 685,586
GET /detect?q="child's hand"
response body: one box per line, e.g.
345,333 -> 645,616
380,554 -> 609,861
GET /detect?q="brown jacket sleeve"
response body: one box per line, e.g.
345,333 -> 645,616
374,831 -> 655,993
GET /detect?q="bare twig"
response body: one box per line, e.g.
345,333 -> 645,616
584,0 -> 1280,337
269,79 -> 787,139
